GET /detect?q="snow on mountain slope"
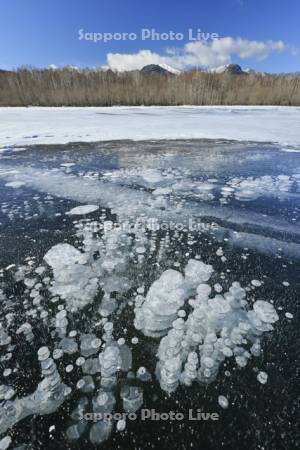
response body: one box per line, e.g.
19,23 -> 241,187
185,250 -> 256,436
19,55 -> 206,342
158,63 -> 181,74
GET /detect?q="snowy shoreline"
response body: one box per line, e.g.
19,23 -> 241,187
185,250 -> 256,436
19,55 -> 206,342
0,105 -> 300,148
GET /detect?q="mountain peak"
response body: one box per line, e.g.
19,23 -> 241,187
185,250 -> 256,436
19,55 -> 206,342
141,64 -> 180,75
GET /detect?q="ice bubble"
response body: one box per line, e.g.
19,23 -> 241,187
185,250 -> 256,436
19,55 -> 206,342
89,420 -> 113,445
16,323 -> 34,342
38,346 -> 50,361
118,344 -> 132,372
82,358 -> 101,375
60,338 -> 78,355
235,356 -> 248,367
208,297 -> 231,315
222,347 -> 233,357
53,349 -> 64,360
116,419 -> 126,432
76,379 -> 85,390
184,259 -> 213,288
155,276 -> 279,393
214,283 -> 223,293
91,338 -> 101,349
253,301 -> 279,323
285,312 -> 293,319
44,243 -> 98,311
76,357 -> 86,366
137,366 -> 151,382
78,376 -> 95,393
203,357 -> 214,369
257,371 -> 268,384
66,365 -> 74,373
135,260 -> 213,337
66,422 -> 87,441
196,283 -> 212,299
4,388 -> 15,401
44,243 -> 87,267
0,436 -> 12,450
121,386 -> 143,413
0,324 -> 11,347
136,247 -> 146,254
0,356 -> 68,435
99,345 -> 122,381
218,395 -> 229,409
216,248 -> 223,257
250,341 -> 261,357
80,334 -> 100,357
64,387 -> 72,396
69,330 -> 77,338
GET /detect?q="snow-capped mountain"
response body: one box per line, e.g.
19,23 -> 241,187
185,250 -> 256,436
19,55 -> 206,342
209,64 -> 228,74
157,63 -> 181,75
209,64 -> 267,76
209,64 -> 245,74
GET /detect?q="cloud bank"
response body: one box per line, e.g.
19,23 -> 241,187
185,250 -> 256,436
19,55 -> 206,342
106,36 -> 297,71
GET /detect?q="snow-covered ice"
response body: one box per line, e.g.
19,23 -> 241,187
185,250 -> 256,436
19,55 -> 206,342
0,106 -> 300,148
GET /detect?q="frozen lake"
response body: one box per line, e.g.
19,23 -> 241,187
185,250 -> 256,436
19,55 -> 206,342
0,139 -> 299,450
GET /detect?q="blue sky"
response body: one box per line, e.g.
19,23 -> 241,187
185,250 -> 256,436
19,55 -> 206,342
0,0 -> 299,72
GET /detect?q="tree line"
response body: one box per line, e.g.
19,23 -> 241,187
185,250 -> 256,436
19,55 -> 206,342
0,67 -> 299,106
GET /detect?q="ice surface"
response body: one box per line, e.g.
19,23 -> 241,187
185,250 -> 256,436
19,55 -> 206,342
1,164 -> 300,261
221,174 -> 297,203
0,133 -> 292,446
1,106 -> 300,147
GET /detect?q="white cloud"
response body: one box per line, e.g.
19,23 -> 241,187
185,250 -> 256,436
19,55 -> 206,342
105,36 -> 297,71
106,50 -> 167,71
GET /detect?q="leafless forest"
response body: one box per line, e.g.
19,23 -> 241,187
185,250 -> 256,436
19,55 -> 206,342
0,67 -> 300,106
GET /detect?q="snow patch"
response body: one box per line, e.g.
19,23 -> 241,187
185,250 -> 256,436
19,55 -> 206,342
66,205 -> 99,216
